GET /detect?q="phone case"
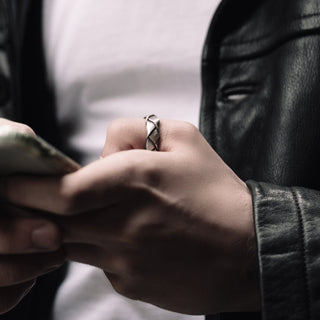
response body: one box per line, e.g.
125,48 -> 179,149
0,125 -> 81,175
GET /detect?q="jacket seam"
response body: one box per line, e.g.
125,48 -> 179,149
292,188 -> 311,320
221,12 -> 320,47
253,182 -> 266,318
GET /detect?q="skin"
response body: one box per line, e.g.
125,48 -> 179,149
0,119 -> 65,314
0,118 -> 260,315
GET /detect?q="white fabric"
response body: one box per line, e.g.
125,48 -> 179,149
43,0 -> 221,319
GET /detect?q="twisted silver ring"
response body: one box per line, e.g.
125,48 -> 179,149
144,114 -> 160,151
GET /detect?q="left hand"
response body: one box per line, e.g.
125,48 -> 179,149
0,119 -> 260,314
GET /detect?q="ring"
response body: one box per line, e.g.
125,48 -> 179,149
144,114 -> 160,151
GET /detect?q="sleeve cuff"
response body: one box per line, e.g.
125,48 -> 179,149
247,180 -> 320,320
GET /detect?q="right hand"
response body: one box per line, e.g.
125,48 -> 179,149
1,118 -> 259,314
0,119 -> 65,314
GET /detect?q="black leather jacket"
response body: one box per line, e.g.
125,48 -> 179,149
1,0 -> 320,319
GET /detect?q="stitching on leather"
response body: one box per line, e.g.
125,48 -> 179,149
292,188 -> 311,319
221,12 -> 320,46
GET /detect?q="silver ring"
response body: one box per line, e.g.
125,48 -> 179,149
144,114 -> 160,151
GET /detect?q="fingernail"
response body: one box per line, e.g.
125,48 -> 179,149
32,223 -> 61,250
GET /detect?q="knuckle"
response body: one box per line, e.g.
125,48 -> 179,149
109,254 -> 145,280
107,119 -> 127,139
170,121 -> 199,141
103,120 -> 127,156
110,256 -> 133,275
106,118 -> 145,151
178,121 -> 198,138
111,249 -> 148,277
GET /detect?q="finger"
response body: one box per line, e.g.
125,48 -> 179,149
0,120 -> 203,215
0,280 -> 36,314
101,118 -> 145,157
0,214 -> 62,254
0,151 -> 157,215
101,118 -> 202,157
0,119 -> 36,136
0,250 -> 65,287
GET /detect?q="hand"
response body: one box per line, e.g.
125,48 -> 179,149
0,119 -> 260,314
0,119 -> 65,314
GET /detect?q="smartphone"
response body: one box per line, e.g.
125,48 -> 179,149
0,125 -> 81,176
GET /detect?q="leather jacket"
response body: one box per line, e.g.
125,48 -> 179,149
1,0 -> 320,319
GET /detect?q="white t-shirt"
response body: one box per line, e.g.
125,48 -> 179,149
43,1 -> 221,319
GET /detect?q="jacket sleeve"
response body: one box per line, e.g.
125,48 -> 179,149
247,180 -> 320,320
